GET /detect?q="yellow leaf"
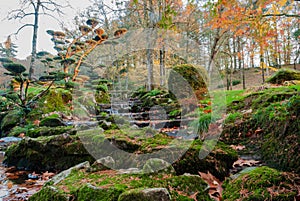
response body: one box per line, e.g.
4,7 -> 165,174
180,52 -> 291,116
278,0 -> 287,7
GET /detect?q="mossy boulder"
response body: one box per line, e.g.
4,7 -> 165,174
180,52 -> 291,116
172,140 -> 238,180
32,167 -> 212,200
267,68 -> 300,84
0,109 -> 23,136
27,126 -> 75,138
77,184 -> 123,201
168,64 -> 208,99
223,166 -> 300,201
29,186 -> 69,201
118,188 -> 171,201
3,134 -> 94,171
142,158 -> 175,174
28,88 -> 72,119
39,114 -> 67,127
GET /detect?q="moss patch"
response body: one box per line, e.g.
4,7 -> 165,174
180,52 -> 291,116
223,166 -> 300,201
50,169 -> 212,201
267,68 -> 300,84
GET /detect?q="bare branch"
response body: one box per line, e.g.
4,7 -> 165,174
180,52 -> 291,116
262,13 -> 300,18
12,23 -> 34,35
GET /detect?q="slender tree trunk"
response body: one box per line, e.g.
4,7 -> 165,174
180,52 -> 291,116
260,43 -> 265,83
29,0 -> 41,80
159,47 -> 165,86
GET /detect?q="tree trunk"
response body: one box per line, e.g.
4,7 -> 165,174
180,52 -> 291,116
29,0 -> 41,80
147,48 -> 154,91
260,44 -> 265,83
159,47 -> 165,86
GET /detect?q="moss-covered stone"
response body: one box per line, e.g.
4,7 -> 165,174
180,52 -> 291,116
28,186 -> 69,201
267,68 -> 300,84
28,88 -> 72,119
172,140 -> 238,180
39,114 -> 66,127
32,167 -> 212,201
27,126 -> 75,138
0,109 -> 23,136
168,64 -> 208,99
118,188 -> 170,201
3,134 -> 94,171
223,166 -> 299,201
76,184 -> 124,201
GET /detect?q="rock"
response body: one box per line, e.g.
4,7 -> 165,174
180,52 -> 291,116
223,166 -> 299,201
172,140 -> 238,180
0,136 -> 22,151
3,135 -> 94,171
0,109 -> 23,136
0,189 -> 9,198
142,158 -> 175,174
90,156 -> 115,171
47,161 -> 90,185
77,184 -> 124,201
39,114 -> 66,127
28,186 -> 69,201
118,168 -> 142,174
27,126 -> 75,138
266,68 -> 300,84
118,188 -> 171,201
99,120 -> 114,130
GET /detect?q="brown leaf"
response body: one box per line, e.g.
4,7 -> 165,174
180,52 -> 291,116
199,171 -> 223,201
233,158 -> 261,167
230,145 -> 246,151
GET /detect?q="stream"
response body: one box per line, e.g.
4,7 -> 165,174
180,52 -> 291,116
0,138 -> 54,201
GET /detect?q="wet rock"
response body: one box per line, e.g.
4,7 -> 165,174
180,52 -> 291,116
0,137 -> 22,151
118,188 -> 171,201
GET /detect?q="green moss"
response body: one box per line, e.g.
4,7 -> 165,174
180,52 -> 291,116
77,184 -> 124,201
0,109 -> 23,134
267,68 -> 300,84
29,186 -> 69,201
223,166 -> 298,201
224,112 -> 243,124
27,126 -> 74,138
52,169 -> 212,201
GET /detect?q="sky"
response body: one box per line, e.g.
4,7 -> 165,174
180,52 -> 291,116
0,0 -> 93,59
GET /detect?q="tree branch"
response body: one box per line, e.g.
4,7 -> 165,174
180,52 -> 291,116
13,24 -> 34,35
262,13 -> 300,18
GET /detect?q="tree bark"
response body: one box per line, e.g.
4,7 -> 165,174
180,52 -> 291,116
29,0 -> 41,80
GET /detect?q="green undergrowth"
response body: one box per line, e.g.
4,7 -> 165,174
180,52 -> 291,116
222,85 -> 300,173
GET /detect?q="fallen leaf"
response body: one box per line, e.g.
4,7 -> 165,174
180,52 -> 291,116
233,158 -> 261,168
230,145 -> 246,151
7,181 -> 13,189
199,171 -> 223,201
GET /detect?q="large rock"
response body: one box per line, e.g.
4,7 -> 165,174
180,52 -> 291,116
0,109 -> 23,136
222,166 -> 300,201
29,186 -> 69,201
39,114 -> 66,127
3,134 -> 94,171
30,166 -> 212,200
